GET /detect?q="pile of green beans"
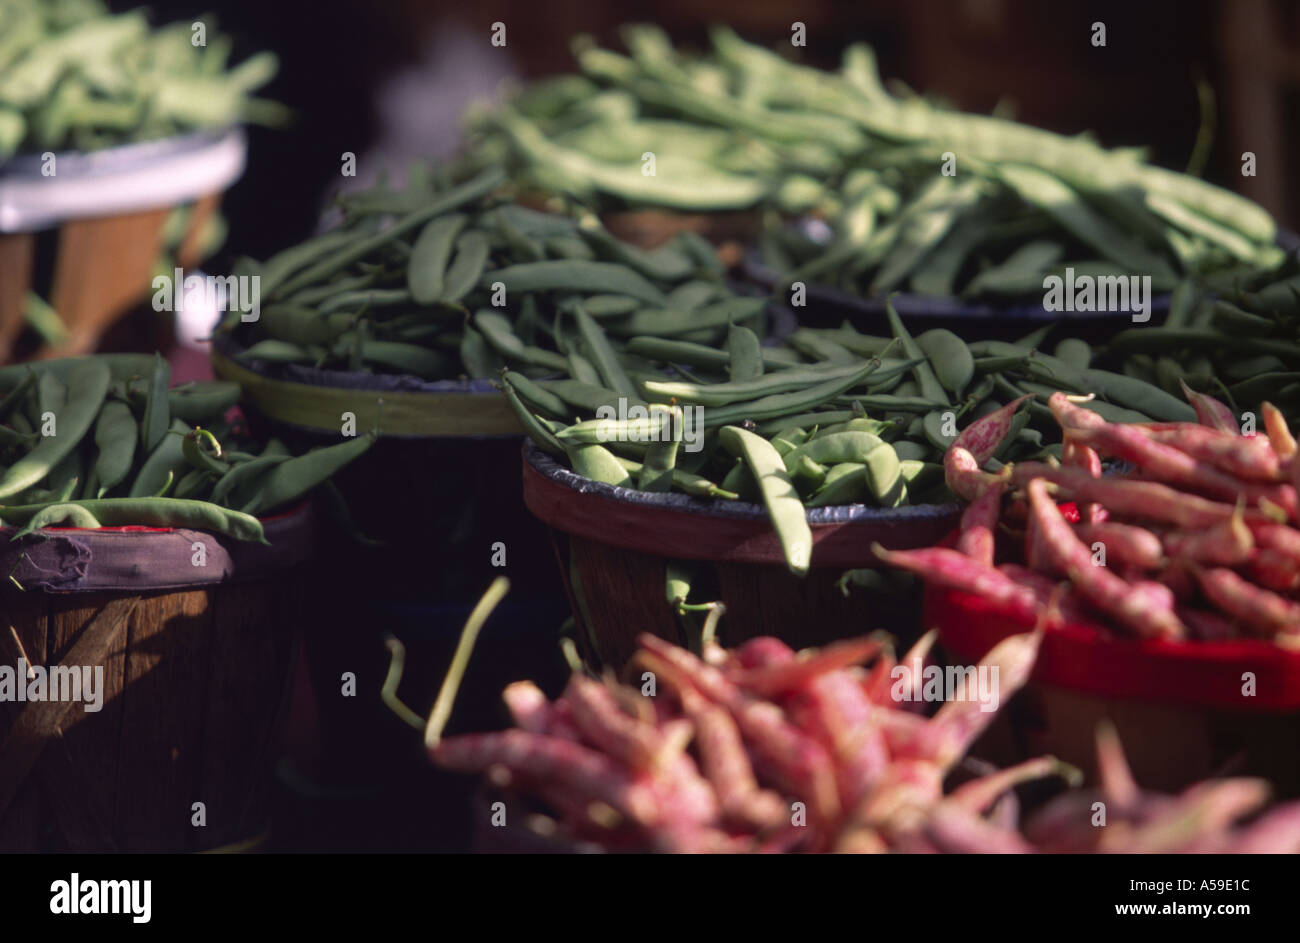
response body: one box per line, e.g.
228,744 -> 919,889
0,354 -> 374,542
508,291 -> 1240,573
0,0 -> 284,159
222,166 -> 766,381
469,24 -> 1281,299
1097,268 -> 1300,424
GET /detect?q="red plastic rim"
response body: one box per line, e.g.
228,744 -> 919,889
522,442 -> 961,567
927,585 -> 1300,712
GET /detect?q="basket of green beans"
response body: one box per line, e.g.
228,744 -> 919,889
0,0 -> 284,160
472,24 -> 1283,326
0,353 -> 373,553
0,1 -> 285,362
0,352 -> 360,853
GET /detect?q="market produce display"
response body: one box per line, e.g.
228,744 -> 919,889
221,166 -> 764,380
413,613 -> 1300,853
471,24 -> 1282,300
0,354 -> 373,542
511,290 -> 1262,575
0,0 -> 284,159
878,386 -> 1300,646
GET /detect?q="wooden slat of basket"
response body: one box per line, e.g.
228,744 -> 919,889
0,596 -> 137,836
44,207 -> 170,359
44,592 -> 131,851
198,579 -> 298,849
0,233 -> 34,364
0,591 -> 46,848
111,588 -> 214,851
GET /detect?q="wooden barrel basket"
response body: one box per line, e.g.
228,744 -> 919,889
929,586 -> 1300,797
0,128 -> 247,363
0,502 -> 313,852
522,442 -> 962,672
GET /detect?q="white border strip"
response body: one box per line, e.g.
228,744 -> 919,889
0,128 -> 247,233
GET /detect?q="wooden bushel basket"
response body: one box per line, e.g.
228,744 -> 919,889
0,502 -> 313,851
522,442 -> 962,672
0,128 -> 247,363
929,585 -> 1300,797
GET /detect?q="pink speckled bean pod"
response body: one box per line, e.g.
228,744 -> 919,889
956,477 -> 1006,567
1073,520 -> 1166,571
1180,379 -> 1238,434
1192,566 -> 1300,639
1026,478 -> 1185,640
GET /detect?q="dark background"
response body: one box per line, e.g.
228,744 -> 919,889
129,0 -> 1300,265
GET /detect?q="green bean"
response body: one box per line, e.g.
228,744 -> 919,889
473,310 -> 569,372
579,228 -> 696,282
93,399 -> 136,497
358,341 -> 450,379
1079,368 -> 1197,422
718,425 -> 811,576
1211,300 -> 1276,336
574,306 -> 637,399
1052,338 -> 1092,372
503,370 -> 569,419
501,378 -> 567,459
564,441 -> 633,487
408,213 -> 468,304
624,336 -> 792,371
996,164 -> 1175,279
210,453 -> 290,508
458,327 -> 503,380
915,328 -> 973,396
706,356 -> 895,427
0,359 -> 109,501
139,352 -> 170,454
537,379 -> 642,415
645,359 -> 884,407
129,419 -> 190,499
565,350 -> 603,386
319,289 -> 412,315
482,259 -> 667,306
243,433 -> 377,515
0,371 -> 35,421
0,498 -> 266,543
10,502 -> 103,538
166,381 -> 241,423
441,229 -> 492,303
182,428 -> 228,477
883,299 -> 947,404
274,168 -> 504,298
754,410 -> 857,437
727,324 -> 763,381
604,297 -> 767,338
781,431 -> 885,473
785,329 -> 856,364
612,456 -> 737,499
1107,328 -> 1300,361
637,405 -> 681,492
791,454 -> 828,491
870,177 -> 982,294
806,463 -> 866,507
862,440 -> 906,506
239,339 -> 316,365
